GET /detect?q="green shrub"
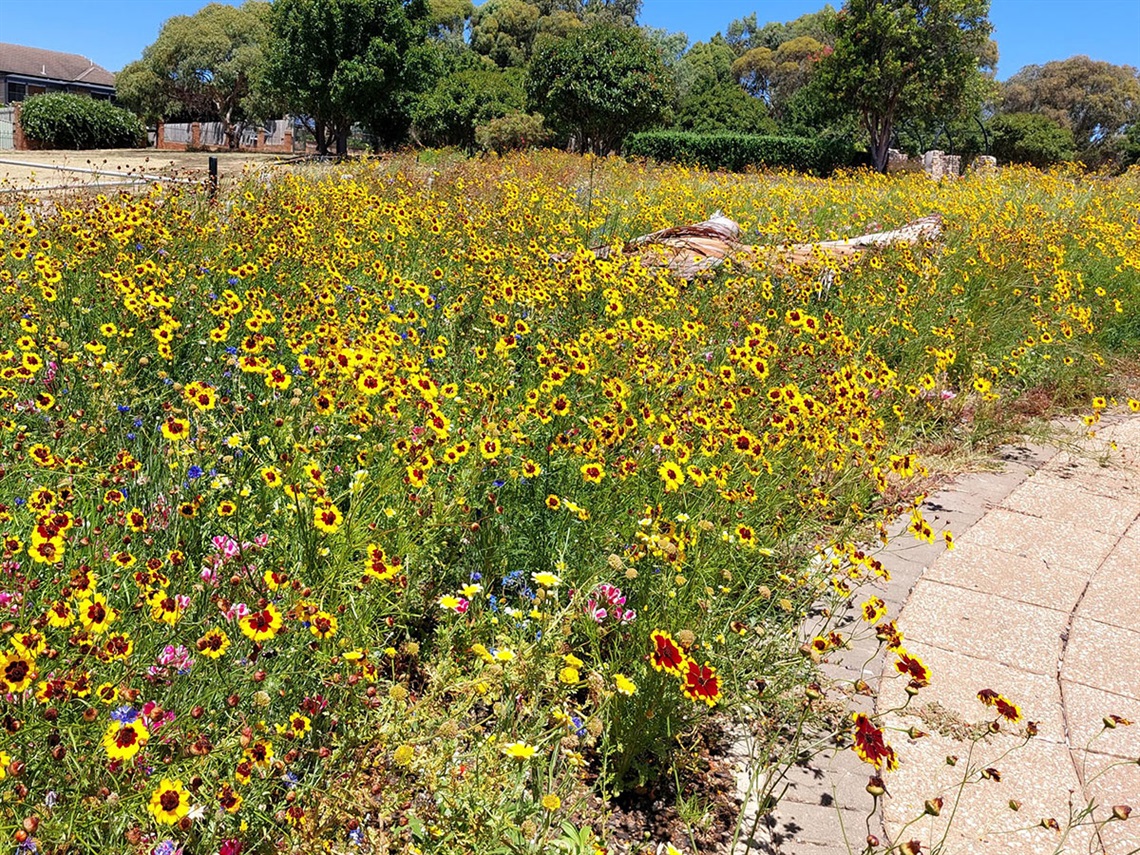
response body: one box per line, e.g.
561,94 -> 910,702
475,111 -> 550,154
19,93 -> 145,150
623,130 -> 858,175
989,112 -> 1076,169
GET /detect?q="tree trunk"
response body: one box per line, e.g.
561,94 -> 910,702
335,129 -> 349,157
868,114 -> 894,174
315,120 -> 329,156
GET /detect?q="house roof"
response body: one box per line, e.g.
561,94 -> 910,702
0,43 -> 116,88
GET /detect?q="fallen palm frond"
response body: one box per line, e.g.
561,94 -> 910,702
557,213 -> 943,279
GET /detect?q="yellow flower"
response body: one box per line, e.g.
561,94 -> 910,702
559,666 -> 580,684
103,720 -> 149,761
541,793 -> 561,811
197,627 -> 230,659
313,502 -> 343,533
239,604 -> 284,642
160,417 -> 190,442
1,650 -> 37,693
501,741 -> 537,760
532,571 -> 561,588
148,778 -> 191,825
615,673 -> 637,696
309,611 -> 338,639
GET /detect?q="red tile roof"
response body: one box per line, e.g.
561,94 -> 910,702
0,42 -> 115,87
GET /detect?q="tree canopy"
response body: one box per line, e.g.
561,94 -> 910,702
817,0 -> 993,172
526,21 -> 670,152
1000,57 -> 1140,165
266,0 -> 432,154
116,1 -> 273,148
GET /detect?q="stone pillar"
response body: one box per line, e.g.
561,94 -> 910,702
257,128 -> 265,150
191,122 -> 201,148
923,150 -> 945,179
943,154 -> 961,178
887,148 -> 909,173
970,155 -> 998,173
12,102 -> 27,150
283,127 -> 293,153
156,122 -> 166,149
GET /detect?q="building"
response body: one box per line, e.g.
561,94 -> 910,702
0,42 -> 116,104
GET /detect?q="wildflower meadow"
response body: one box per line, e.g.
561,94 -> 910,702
1,152 -> 1138,855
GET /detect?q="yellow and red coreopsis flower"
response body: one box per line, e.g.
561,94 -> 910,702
148,778 -> 191,825
894,648 -> 930,688
851,713 -> 898,772
309,611 -> 338,639
313,502 -> 343,533
580,461 -> 605,483
78,594 -> 118,634
103,720 -> 149,761
680,660 -> 721,707
160,417 -> 190,441
240,604 -> 284,642
649,630 -> 687,675
1,650 -> 37,693
197,627 -> 230,659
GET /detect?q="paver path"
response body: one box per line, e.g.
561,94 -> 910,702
732,416 -> 1140,855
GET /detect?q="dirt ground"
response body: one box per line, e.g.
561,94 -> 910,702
0,149 -> 287,195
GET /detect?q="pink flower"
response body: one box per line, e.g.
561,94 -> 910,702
585,600 -> 607,623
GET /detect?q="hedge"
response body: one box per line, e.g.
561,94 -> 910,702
623,130 -> 859,175
20,93 -> 145,150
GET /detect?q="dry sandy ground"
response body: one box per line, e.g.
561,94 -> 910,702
0,149 -> 287,195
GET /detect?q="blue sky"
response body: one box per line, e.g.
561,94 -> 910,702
2,0 -> 1138,79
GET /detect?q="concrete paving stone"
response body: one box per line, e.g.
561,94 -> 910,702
1044,453 -> 1140,500
956,507 -> 1119,572
895,579 -> 1068,676
736,801 -> 872,854
1061,681 -> 1140,761
1060,617 -> 1140,701
996,442 -> 1061,472
1075,752 -> 1140,853
776,757 -> 878,812
923,538 -> 1091,614
940,469 -> 1034,506
1078,549 -> 1140,634
1000,476 -> 1140,535
881,730 -> 1095,855
875,639 -> 1066,745
1099,418 -> 1140,450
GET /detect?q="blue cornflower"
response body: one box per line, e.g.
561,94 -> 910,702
117,404 -> 130,414
469,572 -> 482,582
492,479 -> 506,488
187,465 -> 203,480
111,705 -> 139,724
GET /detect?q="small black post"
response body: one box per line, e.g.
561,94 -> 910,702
208,156 -> 218,199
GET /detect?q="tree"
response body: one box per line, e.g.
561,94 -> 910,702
1000,57 -> 1140,165
470,0 -> 641,69
412,66 -> 526,149
732,35 -> 831,119
675,83 -> 776,135
266,0 -> 431,155
726,7 -> 837,55
990,112 -> 1076,168
675,36 -> 735,97
116,2 -> 273,149
817,0 -> 993,173
526,22 -> 669,152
